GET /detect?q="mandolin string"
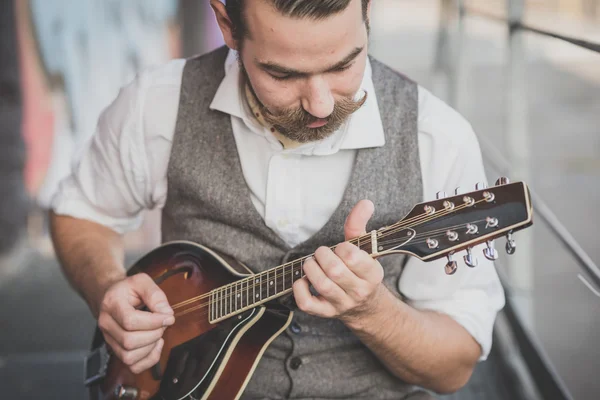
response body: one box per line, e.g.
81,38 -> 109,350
172,219 -> 491,319
170,199 -> 491,314
170,197 -> 486,310
170,197 -> 491,312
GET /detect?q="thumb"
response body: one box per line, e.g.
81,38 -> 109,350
344,200 -> 375,241
132,273 -> 173,315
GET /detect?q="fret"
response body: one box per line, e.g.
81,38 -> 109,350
226,285 -> 229,316
259,273 -> 263,301
252,278 -> 258,304
229,285 -> 233,315
209,291 -> 213,321
267,270 -> 270,298
218,287 -> 223,320
246,277 -> 249,307
235,281 -> 240,312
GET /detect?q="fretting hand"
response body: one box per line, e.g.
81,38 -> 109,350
292,200 -> 386,325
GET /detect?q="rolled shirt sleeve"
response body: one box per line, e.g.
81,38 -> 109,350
401,88 -> 506,360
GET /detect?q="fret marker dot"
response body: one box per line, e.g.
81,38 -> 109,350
295,271 -> 299,276
256,279 -> 259,283
237,294 -> 241,298
270,281 -> 273,285
379,246 -> 383,251
256,294 -> 259,298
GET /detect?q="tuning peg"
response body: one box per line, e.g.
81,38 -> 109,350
505,232 -> 516,254
436,191 -> 447,199
455,187 -> 461,195
464,247 -> 478,268
495,177 -> 510,186
476,182 -> 487,190
445,253 -> 458,275
483,240 -> 499,261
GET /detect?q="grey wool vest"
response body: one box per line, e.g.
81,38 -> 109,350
162,46 -> 426,400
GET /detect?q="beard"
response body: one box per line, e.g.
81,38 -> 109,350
240,61 -> 367,143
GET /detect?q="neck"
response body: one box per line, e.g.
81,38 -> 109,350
209,228 -> 385,323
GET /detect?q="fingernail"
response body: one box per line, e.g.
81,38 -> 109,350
157,338 -> 164,351
163,316 -> 175,326
156,302 -> 173,314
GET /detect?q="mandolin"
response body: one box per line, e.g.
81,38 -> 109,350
85,178 -> 533,400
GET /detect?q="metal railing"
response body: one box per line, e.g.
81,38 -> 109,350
435,0 -> 600,294
434,1 -> 600,398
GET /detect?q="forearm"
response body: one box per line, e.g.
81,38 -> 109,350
50,211 -> 127,317
344,286 -> 481,394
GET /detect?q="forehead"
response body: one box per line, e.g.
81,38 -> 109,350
242,0 -> 366,68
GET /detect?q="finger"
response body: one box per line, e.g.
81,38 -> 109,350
101,313 -> 166,351
303,255 -> 346,304
131,273 -> 174,315
314,246 -> 359,292
113,303 -> 175,332
104,331 -> 157,367
292,277 -> 337,318
344,199 -> 375,241
334,241 -> 381,282
129,339 -> 165,375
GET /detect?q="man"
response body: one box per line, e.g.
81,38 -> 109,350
50,1 -> 505,399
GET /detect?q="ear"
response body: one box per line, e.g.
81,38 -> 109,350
210,0 -> 238,50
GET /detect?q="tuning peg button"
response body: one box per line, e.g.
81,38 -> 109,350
476,182 -> 487,190
436,191 -> 447,199
445,253 -> 458,275
464,247 -> 478,268
483,240 -> 499,261
495,177 -> 510,186
455,187 -> 461,195
506,232 -> 516,254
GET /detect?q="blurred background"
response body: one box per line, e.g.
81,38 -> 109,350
0,0 -> 598,399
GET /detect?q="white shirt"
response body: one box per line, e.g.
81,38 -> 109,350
52,50 -> 505,360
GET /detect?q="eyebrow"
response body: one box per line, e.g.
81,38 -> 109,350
257,46 -> 364,76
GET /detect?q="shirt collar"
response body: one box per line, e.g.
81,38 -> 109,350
209,49 -> 385,153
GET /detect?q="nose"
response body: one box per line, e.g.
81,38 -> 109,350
301,76 -> 334,119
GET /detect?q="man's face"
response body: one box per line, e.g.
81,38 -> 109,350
237,0 -> 369,142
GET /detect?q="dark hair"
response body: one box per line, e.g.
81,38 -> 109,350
225,0 -> 370,42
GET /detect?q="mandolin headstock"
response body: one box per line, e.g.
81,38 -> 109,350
375,178 -> 533,274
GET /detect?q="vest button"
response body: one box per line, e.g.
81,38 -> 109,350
290,322 -> 301,334
289,356 -> 303,370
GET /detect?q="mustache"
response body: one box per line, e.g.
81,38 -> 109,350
259,91 -> 368,142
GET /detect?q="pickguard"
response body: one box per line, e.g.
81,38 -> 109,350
157,308 -> 258,400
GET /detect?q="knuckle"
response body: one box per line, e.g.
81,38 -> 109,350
121,334 -> 136,351
121,314 -> 137,331
122,352 -> 136,366
98,314 -> 110,331
315,246 -> 329,258
319,279 -> 334,295
353,287 -> 368,301
295,297 -> 309,311
328,266 -> 344,280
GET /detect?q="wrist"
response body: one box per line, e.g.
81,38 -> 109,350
88,272 -> 126,318
342,284 -> 390,332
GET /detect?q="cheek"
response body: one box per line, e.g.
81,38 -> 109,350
246,68 -> 300,111
330,68 -> 364,98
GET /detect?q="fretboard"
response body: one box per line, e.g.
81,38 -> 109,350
208,233 -> 377,323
